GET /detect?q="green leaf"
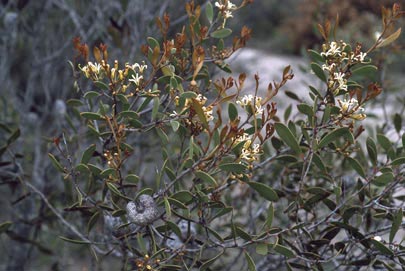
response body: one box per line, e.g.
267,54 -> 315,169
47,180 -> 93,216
393,113 -> 402,133
147,37 -> 160,49
366,137 -> 377,166
228,102 -> 238,121
274,123 -> 301,154
59,236 -> 90,245
119,110 -> 139,119
211,28 -> 232,39
376,27 -> 402,48
245,251 -> 256,271
307,49 -> 325,63
84,91 -> 100,99
318,127 -> 353,149
166,197 -> 187,209
87,211 -> 100,234
389,209 -> 402,243
248,182 -> 279,202
371,239 -> 394,255
377,134 -> 393,152
256,243 -> 269,255
309,85 -> 322,98
106,182 -> 131,200
346,157 -> 366,178
100,168 -> 116,178
66,99 -> 83,107
191,98 -> 208,129
372,172 -> 394,187
170,120 -> 180,132
48,153 -> 65,173
312,153 -> 326,172
125,174 -> 139,184
94,81 -> 109,90
206,1 -> 214,23
285,91 -> 300,101
200,249 -> 225,270
297,103 -> 314,117
81,144 -> 96,164
195,170 -> 217,186
264,203 -> 274,228
0,221 -> 12,233
7,128 -> 20,145
180,91 -> 197,99
274,244 -> 294,258
351,65 -> 377,78
219,163 -> 246,174
171,191 -> 193,204
163,197 -> 172,219
151,97 -> 160,121
311,62 -> 327,82
80,112 -> 104,121
391,157 -> 405,166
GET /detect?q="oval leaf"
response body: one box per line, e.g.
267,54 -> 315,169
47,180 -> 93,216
274,123 -> 301,154
248,181 -> 279,202
211,28 -> 232,39
318,127 -> 353,149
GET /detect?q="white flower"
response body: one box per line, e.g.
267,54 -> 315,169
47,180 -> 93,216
337,97 -> 366,120
321,41 -> 342,57
373,236 -> 382,242
202,106 -> 214,121
322,63 -> 336,72
236,95 -> 263,116
352,52 -> 367,63
129,73 -> 143,85
127,62 -> 148,73
333,72 -> 347,92
224,10 -> 233,18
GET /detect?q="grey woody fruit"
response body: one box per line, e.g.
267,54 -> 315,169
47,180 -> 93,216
126,194 -> 159,226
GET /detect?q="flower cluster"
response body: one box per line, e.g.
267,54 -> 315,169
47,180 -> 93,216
172,94 -> 214,122
234,133 -> 261,163
79,59 -> 148,94
337,97 -> 366,121
236,94 -> 263,116
320,41 -> 368,95
80,61 -> 104,80
215,0 -> 237,19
